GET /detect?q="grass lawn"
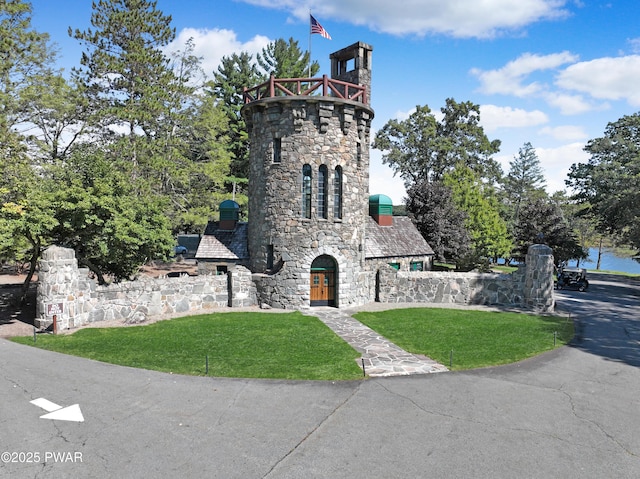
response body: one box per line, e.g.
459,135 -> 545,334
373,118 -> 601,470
354,308 -> 574,371
11,312 -> 363,380
12,308 -> 575,378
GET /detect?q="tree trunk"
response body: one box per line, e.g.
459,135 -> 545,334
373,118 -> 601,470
596,236 -> 603,270
78,257 -> 107,285
20,239 -> 41,305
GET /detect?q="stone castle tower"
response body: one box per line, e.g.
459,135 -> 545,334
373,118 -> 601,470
242,42 -> 374,308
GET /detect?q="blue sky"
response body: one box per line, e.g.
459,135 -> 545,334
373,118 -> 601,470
28,0 -> 640,203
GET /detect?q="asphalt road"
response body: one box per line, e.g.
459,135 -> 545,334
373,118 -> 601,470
1,273 -> 639,478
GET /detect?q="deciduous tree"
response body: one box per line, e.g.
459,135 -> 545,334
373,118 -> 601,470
567,112 -> 640,252
443,165 -> 512,268
373,99 -> 501,187
406,180 -> 470,263
512,197 -> 586,265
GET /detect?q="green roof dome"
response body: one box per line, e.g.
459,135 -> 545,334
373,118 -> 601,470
369,194 -> 393,216
220,200 -> 240,220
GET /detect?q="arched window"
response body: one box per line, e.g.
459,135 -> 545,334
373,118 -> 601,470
302,164 -> 312,219
318,165 -> 328,219
334,166 -> 343,219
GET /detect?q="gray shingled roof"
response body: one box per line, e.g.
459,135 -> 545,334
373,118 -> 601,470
196,217 -> 433,261
365,216 -> 434,259
195,222 -> 249,260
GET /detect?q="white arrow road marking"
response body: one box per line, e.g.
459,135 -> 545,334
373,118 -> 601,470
30,397 -> 62,412
30,398 -> 85,422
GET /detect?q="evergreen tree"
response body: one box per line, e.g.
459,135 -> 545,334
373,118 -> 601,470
502,142 -> 546,224
0,0 -> 53,129
178,95 -> 236,233
513,197 -> 586,265
210,51 -> 263,180
257,37 -> 319,78
69,0 -> 232,236
69,0 -> 178,186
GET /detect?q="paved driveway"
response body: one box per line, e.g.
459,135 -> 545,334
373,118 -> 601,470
1,273 -> 639,478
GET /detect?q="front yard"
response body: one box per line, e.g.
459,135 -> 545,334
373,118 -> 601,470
11,308 -> 573,379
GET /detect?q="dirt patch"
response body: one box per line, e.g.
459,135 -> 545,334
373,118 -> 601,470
137,259 -> 197,278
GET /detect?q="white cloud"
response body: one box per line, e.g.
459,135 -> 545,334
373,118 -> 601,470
555,55 -> 640,107
542,91 -> 599,115
471,51 -> 629,114
536,142 -> 589,194
369,150 -> 406,204
164,28 -> 271,78
394,107 -> 416,122
627,38 -> 640,54
496,142 -> 588,194
471,51 -> 579,97
241,0 -> 570,38
538,125 -> 587,141
479,105 -> 548,132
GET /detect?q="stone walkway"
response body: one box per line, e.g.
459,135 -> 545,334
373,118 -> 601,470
306,308 -> 448,377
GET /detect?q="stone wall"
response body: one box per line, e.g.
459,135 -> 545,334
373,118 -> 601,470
375,244 -> 555,313
36,244 -> 554,330
377,267 -> 526,307
36,246 -> 257,330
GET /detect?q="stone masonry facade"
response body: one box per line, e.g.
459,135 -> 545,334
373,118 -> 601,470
35,246 -> 256,330
243,96 -> 373,308
376,244 -> 555,312
35,244 -> 554,330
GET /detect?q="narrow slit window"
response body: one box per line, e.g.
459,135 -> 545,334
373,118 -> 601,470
273,137 -> 281,163
318,165 -> 328,219
302,164 -> 312,219
334,166 -> 342,219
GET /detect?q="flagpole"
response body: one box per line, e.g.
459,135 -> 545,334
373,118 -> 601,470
308,11 -> 312,78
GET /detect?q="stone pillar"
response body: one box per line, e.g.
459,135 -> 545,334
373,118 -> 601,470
229,266 -> 257,308
36,246 -> 83,330
524,244 -> 555,312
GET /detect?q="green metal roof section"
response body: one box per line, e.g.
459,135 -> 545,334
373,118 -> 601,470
219,200 -> 240,220
369,194 -> 393,216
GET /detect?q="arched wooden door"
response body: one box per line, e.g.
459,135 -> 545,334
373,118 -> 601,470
310,255 -> 337,307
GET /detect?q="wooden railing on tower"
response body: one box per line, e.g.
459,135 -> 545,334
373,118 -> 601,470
243,74 -> 368,105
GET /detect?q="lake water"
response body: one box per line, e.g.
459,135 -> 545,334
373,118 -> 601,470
568,247 -> 640,274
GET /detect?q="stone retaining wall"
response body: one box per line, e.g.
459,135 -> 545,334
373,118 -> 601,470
376,244 -> 555,312
377,267 -> 526,306
36,244 -> 554,330
35,246 -> 256,330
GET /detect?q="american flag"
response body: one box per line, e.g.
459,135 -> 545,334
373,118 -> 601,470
310,15 -> 331,39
